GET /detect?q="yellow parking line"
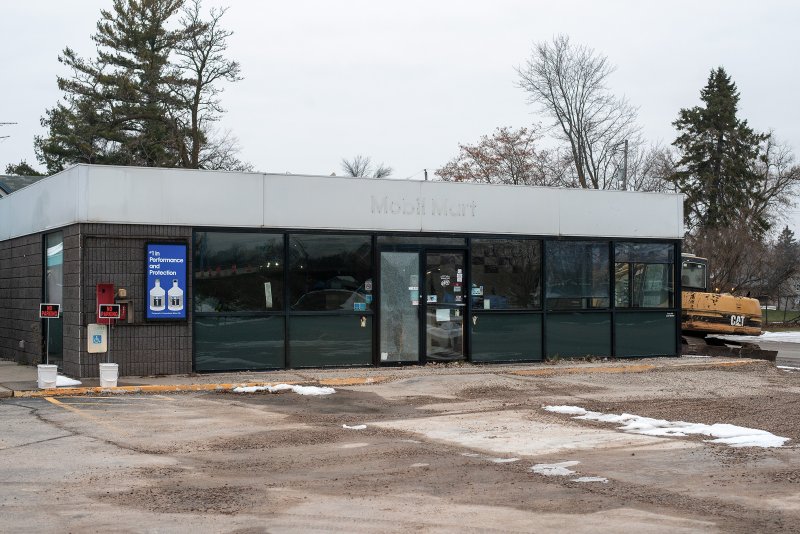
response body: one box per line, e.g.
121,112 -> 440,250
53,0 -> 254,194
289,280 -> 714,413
58,401 -> 136,406
44,397 -> 128,435
78,396 -> 162,401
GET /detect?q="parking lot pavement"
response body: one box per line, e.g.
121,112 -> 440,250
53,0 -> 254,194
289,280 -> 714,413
0,356 -> 769,399
3,362 -> 800,533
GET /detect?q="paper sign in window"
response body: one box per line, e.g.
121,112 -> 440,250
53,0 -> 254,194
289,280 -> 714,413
436,308 -> 450,322
264,282 -> 273,308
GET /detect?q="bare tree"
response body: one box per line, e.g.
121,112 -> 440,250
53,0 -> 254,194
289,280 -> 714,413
174,0 -> 245,170
624,144 -> 677,193
436,126 -> 566,186
742,134 -> 800,231
197,128 -> 253,171
686,226 -> 769,294
517,35 -> 640,190
341,155 -> 393,178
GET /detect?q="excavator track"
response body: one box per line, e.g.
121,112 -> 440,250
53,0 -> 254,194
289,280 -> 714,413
681,334 -> 777,361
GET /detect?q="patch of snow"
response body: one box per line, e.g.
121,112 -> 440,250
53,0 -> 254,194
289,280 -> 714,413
410,463 -> 429,468
572,476 -> 609,483
714,331 -> 800,344
56,375 -> 81,387
232,384 -> 335,396
778,366 -> 800,372
543,405 -> 588,415
292,385 -> 335,396
544,406 -> 790,448
460,452 -> 518,463
340,442 -> 369,449
530,461 -> 580,477
342,424 -> 367,430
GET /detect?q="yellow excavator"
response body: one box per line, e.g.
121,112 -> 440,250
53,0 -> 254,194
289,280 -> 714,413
680,254 -> 776,360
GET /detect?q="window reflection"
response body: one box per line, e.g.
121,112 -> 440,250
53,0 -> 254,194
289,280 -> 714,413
194,232 -> 284,312
614,242 -> 674,309
545,241 -> 610,309
289,234 -> 373,312
471,239 -> 541,310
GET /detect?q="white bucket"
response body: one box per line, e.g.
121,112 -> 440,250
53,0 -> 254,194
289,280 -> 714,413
98,363 -> 119,388
37,364 -> 58,389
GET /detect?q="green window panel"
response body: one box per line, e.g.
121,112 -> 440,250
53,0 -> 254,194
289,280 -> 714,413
289,315 -> 372,367
546,313 -> 611,358
615,312 -> 677,357
195,316 -> 285,371
471,313 -> 542,362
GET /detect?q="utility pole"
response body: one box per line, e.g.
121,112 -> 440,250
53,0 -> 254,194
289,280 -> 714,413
622,139 -> 628,191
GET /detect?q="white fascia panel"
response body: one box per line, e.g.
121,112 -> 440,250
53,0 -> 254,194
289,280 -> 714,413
264,176 -> 564,235
418,181 -> 560,235
0,168 -> 80,240
84,166 -> 264,227
0,165 -> 684,241
264,174 -> 427,232
558,189 -> 683,239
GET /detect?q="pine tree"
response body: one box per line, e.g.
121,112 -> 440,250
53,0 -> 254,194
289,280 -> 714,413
669,67 -> 768,234
31,0 -> 247,173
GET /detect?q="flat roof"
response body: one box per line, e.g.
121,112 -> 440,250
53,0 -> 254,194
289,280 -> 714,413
0,164 -> 684,241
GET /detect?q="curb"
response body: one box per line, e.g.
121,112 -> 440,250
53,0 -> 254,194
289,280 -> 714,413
507,358 -> 765,377
12,376 -> 391,398
9,359 -> 767,398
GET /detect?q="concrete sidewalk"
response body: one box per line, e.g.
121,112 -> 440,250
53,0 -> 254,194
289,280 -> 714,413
0,356 -> 770,398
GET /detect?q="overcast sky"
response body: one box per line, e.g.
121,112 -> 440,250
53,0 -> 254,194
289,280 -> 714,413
2,1 -> 799,224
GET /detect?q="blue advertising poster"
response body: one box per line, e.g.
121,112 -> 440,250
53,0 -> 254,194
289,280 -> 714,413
146,243 -> 187,320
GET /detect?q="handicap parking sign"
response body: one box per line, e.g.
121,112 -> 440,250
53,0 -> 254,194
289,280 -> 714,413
87,323 -> 108,353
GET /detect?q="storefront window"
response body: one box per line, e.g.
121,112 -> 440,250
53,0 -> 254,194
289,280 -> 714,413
44,232 -> 64,366
614,242 -> 674,308
289,234 -> 373,312
45,232 -> 64,305
194,232 -> 284,312
471,239 -> 541,310
545,241 -> 609,309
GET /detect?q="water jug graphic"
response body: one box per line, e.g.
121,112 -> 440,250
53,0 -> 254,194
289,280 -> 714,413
149,279 -> 166,311
168,279 -> 184,311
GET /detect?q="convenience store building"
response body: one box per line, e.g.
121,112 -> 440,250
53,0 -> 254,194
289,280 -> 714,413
0,165 -> 683,378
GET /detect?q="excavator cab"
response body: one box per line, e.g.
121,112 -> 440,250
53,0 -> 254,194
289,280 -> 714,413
681,255 -> 708,292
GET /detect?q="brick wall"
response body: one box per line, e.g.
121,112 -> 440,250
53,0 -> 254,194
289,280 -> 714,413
0,233 -> 44,364
77,223 -> 192,377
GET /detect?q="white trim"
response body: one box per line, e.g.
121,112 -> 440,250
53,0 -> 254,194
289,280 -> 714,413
0,164 -> 684,241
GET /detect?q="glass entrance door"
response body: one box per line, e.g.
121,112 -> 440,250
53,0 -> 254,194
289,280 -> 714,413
379,251 -> 421,362
424,251 -> 465,361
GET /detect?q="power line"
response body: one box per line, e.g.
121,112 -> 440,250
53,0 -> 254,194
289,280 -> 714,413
403,169 -> 426,180
0,122 -> 17,140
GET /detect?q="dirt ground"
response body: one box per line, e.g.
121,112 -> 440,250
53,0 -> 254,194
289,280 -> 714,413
3,361 -> 800,533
